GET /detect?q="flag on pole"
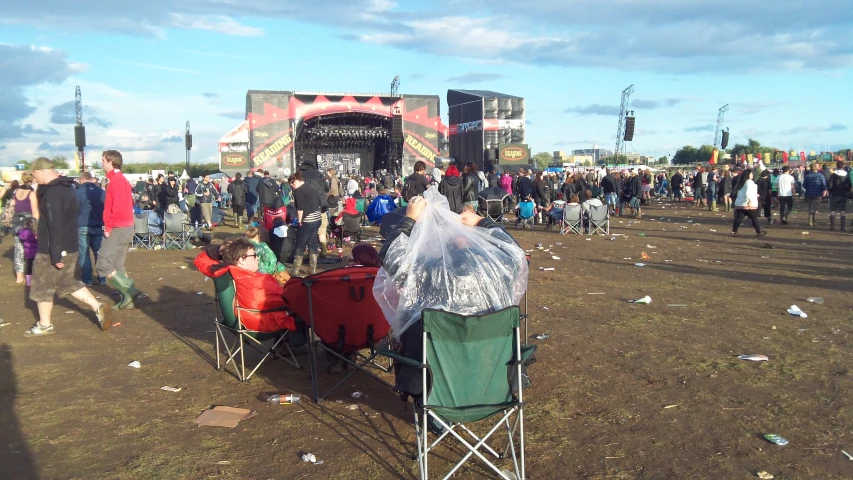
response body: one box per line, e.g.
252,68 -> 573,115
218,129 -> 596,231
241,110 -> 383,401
800,151 -> 806,162
782,151 -> 789,164
710,149 -> 718,165
763,153 -> 770,165
747,154 -> 753,163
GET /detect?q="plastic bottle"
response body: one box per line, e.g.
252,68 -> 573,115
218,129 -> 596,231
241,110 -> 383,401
267,394 -> 301,405
807,297 -> 824,304
337,247 -> 343,259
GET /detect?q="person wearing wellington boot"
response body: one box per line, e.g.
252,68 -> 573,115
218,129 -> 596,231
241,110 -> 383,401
98,150 -> 141,310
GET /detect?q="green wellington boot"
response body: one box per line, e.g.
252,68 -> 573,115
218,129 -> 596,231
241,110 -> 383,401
108,271 -> 140,310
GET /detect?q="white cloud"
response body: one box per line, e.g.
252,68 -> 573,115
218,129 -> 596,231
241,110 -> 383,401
168,14 -> 265,37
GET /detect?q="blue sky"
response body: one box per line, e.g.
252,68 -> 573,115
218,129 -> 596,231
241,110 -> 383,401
1,0 -> 851,165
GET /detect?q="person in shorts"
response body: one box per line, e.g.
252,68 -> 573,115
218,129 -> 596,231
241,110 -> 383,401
24,157 -> 111,337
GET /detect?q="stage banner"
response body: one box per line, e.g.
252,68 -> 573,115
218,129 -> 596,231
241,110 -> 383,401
244,91 -> 295,178
220,151 -> 250,171
400,95 -> 442,175
499,144 -> 530,165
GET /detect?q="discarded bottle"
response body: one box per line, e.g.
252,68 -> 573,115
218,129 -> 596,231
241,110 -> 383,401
267,393 -> 301,405
338,247 -> 343,259
807,297 -> 824,304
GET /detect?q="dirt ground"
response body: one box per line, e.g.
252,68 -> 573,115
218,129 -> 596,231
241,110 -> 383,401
1,199 -> 852,480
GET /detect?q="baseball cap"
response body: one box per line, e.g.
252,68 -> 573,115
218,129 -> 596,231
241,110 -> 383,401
31,157 -> 55,171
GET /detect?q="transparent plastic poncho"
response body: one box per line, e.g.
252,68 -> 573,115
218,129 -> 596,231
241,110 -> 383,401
373,186 -> 529,340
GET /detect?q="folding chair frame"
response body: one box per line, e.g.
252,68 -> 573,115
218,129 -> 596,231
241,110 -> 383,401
302,277 -> 394,403
410,310 -> 526,480
560,206 -> 583,235
213,279 -> 301,382
482,198 -> 507,224
587,204 -> 610,235
163,212 -> 190,250
132,214 -> 156,250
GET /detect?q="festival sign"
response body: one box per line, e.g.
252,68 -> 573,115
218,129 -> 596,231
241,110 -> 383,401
220,151 -> 249,169
499,144 -> 530,164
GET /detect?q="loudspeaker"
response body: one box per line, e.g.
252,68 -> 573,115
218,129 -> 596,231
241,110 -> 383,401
721,130 -> 729,149
185,133 -> 193,150
391,116 -> 403,142
487,148 -> 497,161
74,125 -> 86,149
623,116 -> 635,141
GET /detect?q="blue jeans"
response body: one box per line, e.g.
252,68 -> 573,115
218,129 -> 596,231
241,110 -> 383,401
605,193 -> 618,207
78,226 -> 104,285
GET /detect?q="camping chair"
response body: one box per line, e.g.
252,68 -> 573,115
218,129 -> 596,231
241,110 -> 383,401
281,266 -> 393,402
163,211 -> 190,249
515,199 -> 535,230
132,213 -> 156,249
339,212 -> 364,246
560,205 -> 583,235
480,196 -> 508,223
213,270 -> 301,382
587,204 -> 610,235
355,198 -> 368,226
379,307 -> 534,480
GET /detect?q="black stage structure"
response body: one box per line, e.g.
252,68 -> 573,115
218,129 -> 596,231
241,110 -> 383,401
447,89 -> 527,170
219,91 -> 443,178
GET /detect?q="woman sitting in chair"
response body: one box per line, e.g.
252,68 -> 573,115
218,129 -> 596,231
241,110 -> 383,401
543,193 -> 567,229
194,238 -> 296,332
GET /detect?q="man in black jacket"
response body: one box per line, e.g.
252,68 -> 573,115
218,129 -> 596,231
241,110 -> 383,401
257,170 -> 280,209
403,161 -> 431,202
25,157 -> 110,337
298,155 -> 330,255
516,168 -> 534,201
671,170 -> 684,202
601,169 -> 618,214
227,172 -> 248,228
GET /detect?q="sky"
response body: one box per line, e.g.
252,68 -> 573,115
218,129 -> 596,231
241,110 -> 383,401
1,0 -> 851,166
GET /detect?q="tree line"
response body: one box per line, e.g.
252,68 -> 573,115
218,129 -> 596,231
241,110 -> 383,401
14,156 -> 221,178
671,139 -> 850,166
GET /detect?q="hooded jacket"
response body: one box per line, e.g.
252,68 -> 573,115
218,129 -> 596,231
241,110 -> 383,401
828,170 -> 852,197
438,175 -> 464,213
257,176 -> 280,206
37,176 -> 80,264
228,178 -> 248,206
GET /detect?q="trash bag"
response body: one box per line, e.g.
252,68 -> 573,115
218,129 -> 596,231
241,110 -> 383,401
366,194 -> 395,224
373,186 -> 528,339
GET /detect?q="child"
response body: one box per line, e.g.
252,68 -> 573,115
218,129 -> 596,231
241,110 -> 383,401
17,217 -> 38,287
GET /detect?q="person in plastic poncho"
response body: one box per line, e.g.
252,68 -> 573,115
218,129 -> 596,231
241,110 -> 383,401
374,187 -> 528,399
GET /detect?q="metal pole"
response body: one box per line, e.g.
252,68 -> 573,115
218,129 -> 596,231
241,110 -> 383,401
614,85 -> 634,164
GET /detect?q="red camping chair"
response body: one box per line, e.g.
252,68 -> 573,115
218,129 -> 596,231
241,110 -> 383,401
282,266 -> 393,402
263,206 -> 287,231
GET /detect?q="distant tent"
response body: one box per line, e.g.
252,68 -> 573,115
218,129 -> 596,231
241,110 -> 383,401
180,169 -> 190,180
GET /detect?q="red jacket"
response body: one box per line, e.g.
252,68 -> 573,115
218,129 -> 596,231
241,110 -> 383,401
104,169 -> 134,233
194,248 -> 297,332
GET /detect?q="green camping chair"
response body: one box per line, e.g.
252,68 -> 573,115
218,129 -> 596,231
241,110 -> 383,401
213,270 -> 301,382
381,306 -> 533,480
355,198 -> 367,226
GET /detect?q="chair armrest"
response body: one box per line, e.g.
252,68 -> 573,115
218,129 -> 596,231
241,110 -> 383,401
375,349 -> 422,369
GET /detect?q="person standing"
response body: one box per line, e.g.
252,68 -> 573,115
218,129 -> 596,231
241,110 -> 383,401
24,157 -> 110,337
243,170 -> 261,219
98,150 -> 141,311
601,168 -> 618,214
195,174 -> 220,229
706,165 -> 719,211
757,169 -> 773,225
76,172 -> 105,287
671,170 -> 684,202
402,161 -> 430,202
720,169 -> 734,212
827,160 -> 852,231
257,170 -> 280,209
776,165 -> 796,225
11,172 -> 39,283
288,172 -> 322,276
802,162 -> 828,227
731,168 -> 766,237
227,172 -> 248,228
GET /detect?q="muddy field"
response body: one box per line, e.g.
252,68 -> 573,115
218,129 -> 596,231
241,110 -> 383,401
1,199 -> 852,480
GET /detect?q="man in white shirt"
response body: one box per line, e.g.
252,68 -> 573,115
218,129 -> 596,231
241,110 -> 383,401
776,165 -> 796,224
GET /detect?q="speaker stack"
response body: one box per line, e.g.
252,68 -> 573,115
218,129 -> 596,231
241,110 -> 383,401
74,125 -> 86,149
185,133 -> 193,150
623,116 -> 635,141
391,115 -> 403,142
721,130 -> 729,149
